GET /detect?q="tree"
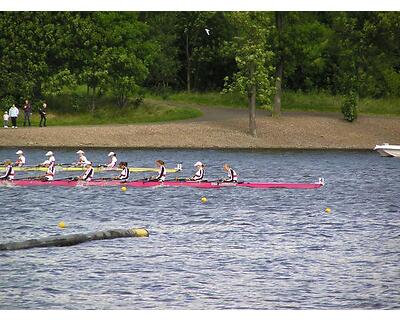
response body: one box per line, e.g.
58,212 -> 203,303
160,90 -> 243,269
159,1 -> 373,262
223,12 -> 275,137
273,11 -> 285,117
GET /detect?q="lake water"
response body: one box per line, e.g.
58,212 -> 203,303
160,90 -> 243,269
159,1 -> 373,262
0,148 -> 399,309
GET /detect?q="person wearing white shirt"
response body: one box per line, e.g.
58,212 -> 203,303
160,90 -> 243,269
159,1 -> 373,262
41,151 -> 55,166
107,152 -> 118,168
3,111 -> 9,128
76,150 -> 90,166
8,104 -> 19,128
15,150 -> 26,167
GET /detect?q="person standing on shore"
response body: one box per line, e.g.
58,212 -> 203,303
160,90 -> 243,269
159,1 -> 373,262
8,104 -> 19,128
39,103 -> 47,127
3,111 -> 9,128
23,100 -> 32,127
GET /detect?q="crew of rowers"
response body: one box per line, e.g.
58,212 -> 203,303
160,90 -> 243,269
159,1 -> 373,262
1,150 -> 238,183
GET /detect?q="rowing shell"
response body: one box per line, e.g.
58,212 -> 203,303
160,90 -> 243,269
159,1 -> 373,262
0,179 -> 324,189
0,166 -> 180,173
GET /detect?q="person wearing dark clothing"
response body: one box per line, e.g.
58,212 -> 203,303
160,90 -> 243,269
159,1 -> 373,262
23,100 -> 32,126
39,103 -> 47,127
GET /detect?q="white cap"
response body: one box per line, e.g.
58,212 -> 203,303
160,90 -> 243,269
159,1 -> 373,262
76,150 -> 84,154
45,151 -> 53,156
85,161 -> 92,166
16,150 -> 23,155
108,152 -> 115,157
194,161 -> 203,167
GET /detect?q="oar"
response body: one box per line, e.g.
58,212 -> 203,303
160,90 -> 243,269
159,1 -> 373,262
16,175 -> 44,181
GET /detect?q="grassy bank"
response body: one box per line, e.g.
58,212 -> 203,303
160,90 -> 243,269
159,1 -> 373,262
148,91 -> 400,116
8,101 -> 202,127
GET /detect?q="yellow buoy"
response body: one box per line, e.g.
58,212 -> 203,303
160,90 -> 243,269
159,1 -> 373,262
121,186 -> 127,192
132,228 -> 149,237
201,197 -> 207,203
325,208 -> 331,213
58,221 -> 66,228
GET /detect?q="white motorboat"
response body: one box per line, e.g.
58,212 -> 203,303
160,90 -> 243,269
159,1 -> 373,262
374,143 -> 400,157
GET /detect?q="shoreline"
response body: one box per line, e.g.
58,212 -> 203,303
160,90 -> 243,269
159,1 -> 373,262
0,144 -> 374,151
0,106 -> 399,150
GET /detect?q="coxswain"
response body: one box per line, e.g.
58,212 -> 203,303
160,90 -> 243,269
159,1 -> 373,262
107,152 -> 118,168
78,162 -> 94,182
76,150 -> 90,166
42,161 -> 56,181
41,151 -> 55,166
188,161 -> 205,181
0,160 -> 15,180
116,161 -> 130,181
15,150 -> 26,167
149,160 -> 166,182
222,163 -> 238,183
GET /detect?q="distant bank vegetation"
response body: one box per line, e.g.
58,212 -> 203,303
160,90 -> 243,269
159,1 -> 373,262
0,12 -> 398,126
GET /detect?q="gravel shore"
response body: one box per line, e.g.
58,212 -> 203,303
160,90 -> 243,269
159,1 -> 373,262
0,105 -> 399,149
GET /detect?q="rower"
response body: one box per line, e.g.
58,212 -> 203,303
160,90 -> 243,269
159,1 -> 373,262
222,163 -> 238,183
76,150 -> 90,166
116,161 -> 130,181
188,161 -> 205,181
42,161 -> 56,181
15,150 -> 26,167
107,152 -> 118,168
78,162 -> 94,182
41,151 -> 55,166
0,160 -> 15,180
148,160 -> 166,182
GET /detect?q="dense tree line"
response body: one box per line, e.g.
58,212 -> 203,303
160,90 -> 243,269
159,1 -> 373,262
0,11 -> 399,113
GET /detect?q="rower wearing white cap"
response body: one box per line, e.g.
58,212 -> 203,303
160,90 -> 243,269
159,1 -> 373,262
76,150 -> 90,166
0,160 -> 15,180
107,152 -> 118,169
78,162 -> 94,182
15,150 -> 26,167
188,161 -> 205,181
41,151 -> 55,166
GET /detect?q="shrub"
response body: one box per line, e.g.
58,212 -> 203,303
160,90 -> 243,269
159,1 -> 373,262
341,92 -> 358,122
1,95 -> 15,111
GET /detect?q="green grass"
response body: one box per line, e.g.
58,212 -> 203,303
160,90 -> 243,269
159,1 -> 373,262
149,90 -> 400,116
13,102 -> 202,126
147,91 -> 248,109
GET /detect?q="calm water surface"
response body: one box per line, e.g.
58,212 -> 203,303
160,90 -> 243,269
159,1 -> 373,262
0,148 -> 399,309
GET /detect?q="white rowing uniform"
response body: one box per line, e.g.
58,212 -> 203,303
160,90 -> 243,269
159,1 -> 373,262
45,163 -> 56,181
81,167 -> 94,181
225,168 -> 238,182
107,156 -> 118,168
192,168 -> 205,181
155,165 -> 166,182
78,155 -> 90,166
16,155 -> 26,167
42,155 -> 55,166
0,165 -> 15,180
119,167 -> 130,181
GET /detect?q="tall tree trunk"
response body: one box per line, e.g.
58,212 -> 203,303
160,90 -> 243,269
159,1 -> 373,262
185,31 -> 191,93
248,63 -> 257,137
273,11 -> 284,117
273,62 -> 283,117
91,86 -> 96,112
